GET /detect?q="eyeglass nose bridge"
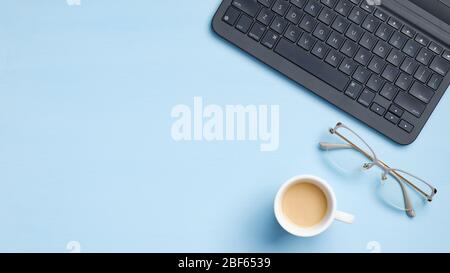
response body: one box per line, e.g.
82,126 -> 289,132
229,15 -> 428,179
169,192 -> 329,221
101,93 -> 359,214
378,163 -> 391,181
362,161 -> 390,181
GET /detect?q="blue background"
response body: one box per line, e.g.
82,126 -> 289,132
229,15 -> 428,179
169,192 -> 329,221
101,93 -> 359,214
0,0 -> 449,253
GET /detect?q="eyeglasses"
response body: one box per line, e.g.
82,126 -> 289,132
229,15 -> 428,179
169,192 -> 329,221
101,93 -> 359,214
319,122 -> 437,217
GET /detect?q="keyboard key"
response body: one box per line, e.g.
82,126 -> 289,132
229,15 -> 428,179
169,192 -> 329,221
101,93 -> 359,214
331,16 -> 349,33
387,17 -> 402,30
389,32 -> 408,49
236,15 -> 254,33
300,15 -> 317,32
382,64 -> 401,82
380,83 -> 398,101
341,40 -> 358,57
386,50 -> 405,66
375,24 -> 394,41
339,58 -> 358,75
327,32 -> 345,49
360,1 -> 375,13
345,81 -> 363,99
403,40 -> 420,57
298,33 -> 317,50
371,103 -> 386,116
354,48 -> 372,66
311,42 -> 330,59
275,38 -> 350,90
389,104 -> 404,117
345,24 -> 364,42
335,0 -> 352,17
385,112 -> 400,124
374,9 -> 388,22
416,48 -> 433,66
259,0 -> 275,7
348,7 -> 366,25
401,25 -> 416,38
368,56 -> 386,74
410,82 -> 434,104
261,30 -> 280,48
373,41 -> 391,58
400,58 -> 418,75
273,0 -> 290,15
359,32 -> 377,50
284,25 -> 303,42
325,50 -> 344,67
321,0 -> 338,8
415,34 -> 429,46
430,56 -> 450,76
313,23 -> 331,41
233,0 -> 261,17
367,74 -> 384,92
353,66 -> 371,84
394,91 -> 425,117
257,8 -> 275,25
395,73 -> 413,90
428,74 -> 442,90
358,89 -> 376,107
362,15 -> 380,33
414,66 -> 432,83
318,7 -> 336,25
248,22 -> 267,41
223,7 -> 241,26
443,51 -> 450,62
399,119 -> 414,133
262,30 -> 280,49
291,0 -> 307,8
428,42 -> 443,55
305,0 -> 322,17
286,6 -> 304,24
271,16 -> 289,33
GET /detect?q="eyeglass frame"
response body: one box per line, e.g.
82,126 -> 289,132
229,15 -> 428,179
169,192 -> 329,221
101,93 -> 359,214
319,122 -> 437,217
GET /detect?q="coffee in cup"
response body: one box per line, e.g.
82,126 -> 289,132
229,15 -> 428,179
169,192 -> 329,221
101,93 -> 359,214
282,182 -> 329,228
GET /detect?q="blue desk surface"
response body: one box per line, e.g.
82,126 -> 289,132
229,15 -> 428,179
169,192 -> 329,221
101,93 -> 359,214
1,0 -> 449,253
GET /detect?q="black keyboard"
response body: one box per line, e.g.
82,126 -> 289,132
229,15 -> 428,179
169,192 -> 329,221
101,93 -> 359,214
212,0 -> 450,144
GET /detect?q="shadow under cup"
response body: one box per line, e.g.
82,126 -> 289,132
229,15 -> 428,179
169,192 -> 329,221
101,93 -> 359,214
274,175 -> 338,238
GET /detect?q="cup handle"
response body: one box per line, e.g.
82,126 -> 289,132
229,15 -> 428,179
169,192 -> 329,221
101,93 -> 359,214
334,210 -> 355,224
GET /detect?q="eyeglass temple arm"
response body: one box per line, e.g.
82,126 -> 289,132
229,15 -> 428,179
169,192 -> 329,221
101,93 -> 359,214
392,173 -> 416,217
319,142 -> 353,150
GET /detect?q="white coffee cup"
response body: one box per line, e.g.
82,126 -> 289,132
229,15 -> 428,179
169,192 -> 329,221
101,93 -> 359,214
274,175 -> 354,237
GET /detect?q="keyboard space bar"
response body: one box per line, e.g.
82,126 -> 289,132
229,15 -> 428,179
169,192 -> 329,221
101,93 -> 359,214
275,38 -> 349,91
